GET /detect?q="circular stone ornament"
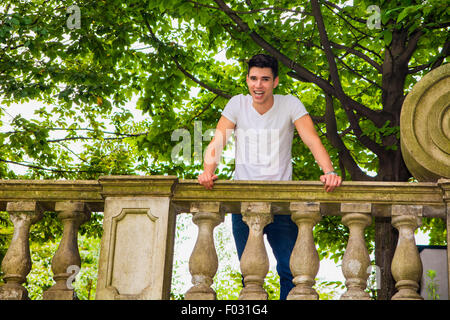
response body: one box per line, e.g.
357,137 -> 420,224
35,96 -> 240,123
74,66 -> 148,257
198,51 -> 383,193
400,63 -> 450,182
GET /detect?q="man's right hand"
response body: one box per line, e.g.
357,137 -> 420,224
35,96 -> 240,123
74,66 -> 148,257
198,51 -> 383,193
197,116 -> 234,190
198,171 -> 218,190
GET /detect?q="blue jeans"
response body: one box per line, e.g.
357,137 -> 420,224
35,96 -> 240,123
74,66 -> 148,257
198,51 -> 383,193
232,213 -> 298,300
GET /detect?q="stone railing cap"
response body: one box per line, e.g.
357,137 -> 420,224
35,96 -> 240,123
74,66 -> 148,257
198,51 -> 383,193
98,175 -> 179,198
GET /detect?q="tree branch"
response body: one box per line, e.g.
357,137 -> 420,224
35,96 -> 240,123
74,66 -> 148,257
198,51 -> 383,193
4,127 -> 144,137
346,107 -> 386,156
185,0 -> 220,10
330,41 -> 382,73
323,1 -> 374,39
213,0 -> 336,97
321,0 -> 366,24
46,134 -> 144,143
172,59 -> 232,99
399,30 -> 424,65
0,158 -> 105,174
334,54 -> 382,89
214,0 -> 386,127
408,38 -> 450,73
141,12 -> 232,99
234,6 -> 309,16
310,0 -> 344,93
324,94 -> 374,180
310,0 -> 386,128
189,94 -> 219,122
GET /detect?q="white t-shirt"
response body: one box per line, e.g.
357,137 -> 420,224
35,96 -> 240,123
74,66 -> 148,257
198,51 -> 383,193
222,94 -> 308,181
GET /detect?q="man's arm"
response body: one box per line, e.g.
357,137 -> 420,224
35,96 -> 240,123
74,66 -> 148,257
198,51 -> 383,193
198,115 -> 235,190
294,114 -> 342,192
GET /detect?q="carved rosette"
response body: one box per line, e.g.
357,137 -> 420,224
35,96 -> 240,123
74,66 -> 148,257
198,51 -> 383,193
400,63 -> 450,181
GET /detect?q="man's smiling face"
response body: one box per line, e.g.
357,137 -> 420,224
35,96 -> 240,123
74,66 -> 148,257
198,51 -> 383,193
246,67 -> 279,108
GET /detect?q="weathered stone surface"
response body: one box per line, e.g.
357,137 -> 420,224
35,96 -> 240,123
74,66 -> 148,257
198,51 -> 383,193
96,197 -> 176,299
0,179 -> 446,210
340,204 -> 372,300
400,63 -> 450,181
0,180 -> 103,211
437,178 -> 450,299
0,176 -> 449,301
287,202 -> 321,300
99,175 -> 178,197
0,202 -> 43,300
96,176 -> 177,300
43,202 -> 91,300
173,180 -> 444,207
391,206 -> 423,300
185,202 -> 224,300
239,202 -> 273,300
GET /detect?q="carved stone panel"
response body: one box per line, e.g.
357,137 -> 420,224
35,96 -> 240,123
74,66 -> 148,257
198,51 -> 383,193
96,197 -> 175,300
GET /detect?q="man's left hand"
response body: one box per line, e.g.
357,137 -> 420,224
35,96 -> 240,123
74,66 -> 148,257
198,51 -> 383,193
320,173 -> 342,192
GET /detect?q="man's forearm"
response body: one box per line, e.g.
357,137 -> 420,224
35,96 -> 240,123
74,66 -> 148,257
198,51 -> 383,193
198,116 -> 235,190
308,137 -> 335,174
294,115 -> 335,174
203,138 -> 222,174
316,148 -> 334,173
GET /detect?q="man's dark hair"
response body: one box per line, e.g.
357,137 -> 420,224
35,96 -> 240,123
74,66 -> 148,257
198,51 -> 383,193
248,54 -> 278,79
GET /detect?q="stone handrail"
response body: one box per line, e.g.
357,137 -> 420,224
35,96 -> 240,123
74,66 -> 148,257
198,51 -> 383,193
0,176 -> 449,300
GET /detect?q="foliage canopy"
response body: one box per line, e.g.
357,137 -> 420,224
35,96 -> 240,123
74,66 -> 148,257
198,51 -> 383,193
0,0 -> 448,181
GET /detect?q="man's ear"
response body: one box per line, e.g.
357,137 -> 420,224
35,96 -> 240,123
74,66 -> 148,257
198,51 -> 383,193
273,76 -> 279,88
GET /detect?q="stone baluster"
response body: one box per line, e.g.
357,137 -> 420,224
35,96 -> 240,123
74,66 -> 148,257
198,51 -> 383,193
340,203 -> 372,300
287,202 -> 321,300
43,202 -> 91,300
0,202 -> 43,300
238,202 -> 273,300
391,205 -> 423,300
185,202 -> 224,300
437,179 -> 450,299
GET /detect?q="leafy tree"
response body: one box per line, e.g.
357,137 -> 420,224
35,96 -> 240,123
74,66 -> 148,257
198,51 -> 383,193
1,0 -> 448,180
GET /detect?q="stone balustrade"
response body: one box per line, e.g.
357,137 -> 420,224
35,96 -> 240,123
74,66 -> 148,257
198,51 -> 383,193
0,177 -> 449,300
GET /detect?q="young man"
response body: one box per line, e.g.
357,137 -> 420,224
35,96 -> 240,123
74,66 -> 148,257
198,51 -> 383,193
198,54 -> 341,299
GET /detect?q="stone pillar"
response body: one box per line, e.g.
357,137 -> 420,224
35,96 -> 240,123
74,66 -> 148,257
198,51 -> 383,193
43,202 -> 91,300
185,202 -> 224,300
438,179 -> 450,299
287,202 -> 321,300
0,202 -> 43,300
96,176 -> 178,300
391,205 -> 423,300
340,203 -> 372,300
238,202 -> 273,300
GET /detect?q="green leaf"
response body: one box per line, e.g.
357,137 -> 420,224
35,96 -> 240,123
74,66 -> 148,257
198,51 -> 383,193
383,30 -> 393,46
397,7 -> 410,23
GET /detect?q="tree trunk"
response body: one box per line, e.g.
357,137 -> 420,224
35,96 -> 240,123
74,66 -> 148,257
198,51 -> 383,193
371,28 -> 419,299
375,217 -> 399,300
